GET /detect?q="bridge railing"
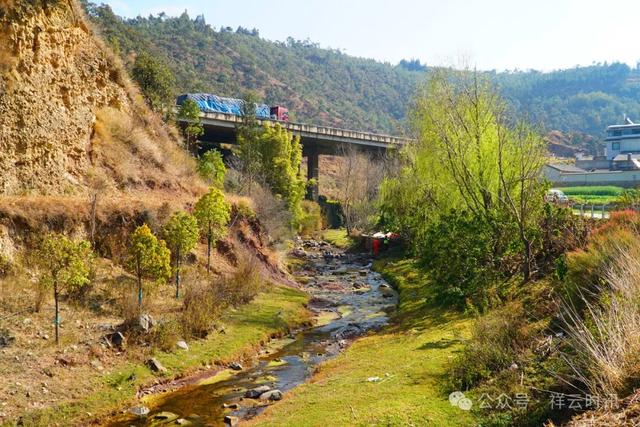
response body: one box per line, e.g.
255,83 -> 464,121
196,111 -> 413,147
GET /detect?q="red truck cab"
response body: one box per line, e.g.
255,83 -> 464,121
270,106 -> 289,121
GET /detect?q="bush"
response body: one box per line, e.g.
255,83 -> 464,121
233,200 -> 255,220
180,256 -> 262,337
216,255 -> 263,306
298,200 -> 323,236
148,319 -> 182,352
181,276 -> 224,338
419,210 -> 513,311
249,183 -> 293,243
450,302 -> 535,390
117,277 -> 142,325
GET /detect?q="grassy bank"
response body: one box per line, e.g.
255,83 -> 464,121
248,254 -> 475,426
11,285 -> 310,427
320,228 -> 358,250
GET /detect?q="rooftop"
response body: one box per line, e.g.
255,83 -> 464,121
545,163 -> 586,172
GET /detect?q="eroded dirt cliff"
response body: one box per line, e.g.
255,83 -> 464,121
0,0 -> 199,195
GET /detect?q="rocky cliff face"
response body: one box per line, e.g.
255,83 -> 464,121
0,0 -> 197,195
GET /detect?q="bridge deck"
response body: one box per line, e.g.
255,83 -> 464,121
195,111 -> 412,149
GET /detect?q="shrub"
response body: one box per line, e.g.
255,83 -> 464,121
181,274 -> 224,338
450,302 -> 535,390
215,255 -> 263,307
180,256 -> 262,337
249,183 -> 293,243
564,210 -> 640,302
419,210 -> 513,311
298,200 -> 323,236
149,319 -> 182,352
118,279 -> 141,326
233,200 -> 256,220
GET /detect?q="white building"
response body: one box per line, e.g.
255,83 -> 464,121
543,118 -> 640,187
605,118 -> 640,160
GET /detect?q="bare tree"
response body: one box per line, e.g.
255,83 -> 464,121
336,144 -> 386,234
497,121 -> 547,281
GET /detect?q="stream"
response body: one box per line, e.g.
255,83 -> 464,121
108,240 -> 397,426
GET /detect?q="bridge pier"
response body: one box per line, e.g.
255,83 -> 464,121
306,151 -> 319,201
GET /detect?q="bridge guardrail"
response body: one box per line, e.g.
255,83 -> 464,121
194,111 -> 413,147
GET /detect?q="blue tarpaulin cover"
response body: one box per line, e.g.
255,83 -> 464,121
176,93 -> 271,119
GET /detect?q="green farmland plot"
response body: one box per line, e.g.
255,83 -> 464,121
557,186 -> 624,204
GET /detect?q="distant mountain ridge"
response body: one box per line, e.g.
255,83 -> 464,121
84,3 -> 640,149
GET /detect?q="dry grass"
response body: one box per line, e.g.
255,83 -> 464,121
560,242 -> 640,399
92,107 -> 204,194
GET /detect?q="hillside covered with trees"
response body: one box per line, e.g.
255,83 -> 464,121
83,2 -> 640,148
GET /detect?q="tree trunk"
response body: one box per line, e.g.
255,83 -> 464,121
522,234 -> 531,282
206,232 -> 212,274
137,258 -> 143,308
90,192 -> 97,248
54,283 -> 60,346
137,274 -> 143,308
175,248 -> 181,298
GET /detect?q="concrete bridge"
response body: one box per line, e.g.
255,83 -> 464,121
183,111 -> 412,199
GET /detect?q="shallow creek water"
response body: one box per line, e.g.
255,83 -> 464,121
108,241 -> 397,426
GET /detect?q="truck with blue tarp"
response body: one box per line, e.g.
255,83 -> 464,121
176,93 -> 289,121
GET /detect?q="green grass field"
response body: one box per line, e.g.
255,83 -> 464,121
557,186 -> 624,204
249,255 -> 475,427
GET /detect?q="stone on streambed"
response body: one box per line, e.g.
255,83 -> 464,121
332,323 -> 364,340
229,362 -> 243,371
291,248 -> 307,258
244,385 -> 271,398
151,411 -> 179,424
259,389 -> 283,401
128,405 -> 150,417
333,267 -> 349,274
378,283 -> 395,298
222,402 -> 240,409
224,415 -> 240,426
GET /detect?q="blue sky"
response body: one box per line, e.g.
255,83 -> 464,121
100,0 -> 640,72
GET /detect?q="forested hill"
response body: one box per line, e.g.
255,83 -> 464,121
83,3 -> 420,134
84,3 -> 640,143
